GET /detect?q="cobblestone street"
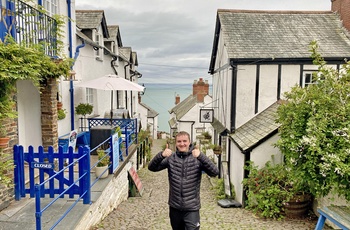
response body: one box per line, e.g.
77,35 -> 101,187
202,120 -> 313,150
91,139 -> 320,230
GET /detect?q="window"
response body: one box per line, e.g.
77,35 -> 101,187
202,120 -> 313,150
43,0 -> 58,16
86,88 -> 94,105
95,32 -> 102,59
303,71 -> 317,87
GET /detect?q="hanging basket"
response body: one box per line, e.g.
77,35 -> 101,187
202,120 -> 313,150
0,137 -> 10,148
213,149 -> 222,155
57,101 -> 63,110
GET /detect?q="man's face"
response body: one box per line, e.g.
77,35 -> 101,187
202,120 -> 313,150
176,134 -> 190,152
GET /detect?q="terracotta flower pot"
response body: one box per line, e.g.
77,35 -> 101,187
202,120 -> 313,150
57,101 -> 63,110
0,137 -> 10,148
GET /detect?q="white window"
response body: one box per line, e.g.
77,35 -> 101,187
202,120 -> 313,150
43,0 -> 58,16
303,71 -> 317,87
86,88 -> 94,105
94,32 -> 102,59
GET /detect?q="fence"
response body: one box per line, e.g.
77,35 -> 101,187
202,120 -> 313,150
14,145 -> 91,230
13,118 -> 139,229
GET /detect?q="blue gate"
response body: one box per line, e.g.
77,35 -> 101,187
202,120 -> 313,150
13,145 -> 91,203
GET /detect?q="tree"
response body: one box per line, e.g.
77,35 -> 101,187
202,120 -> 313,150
276,41 -> 350,201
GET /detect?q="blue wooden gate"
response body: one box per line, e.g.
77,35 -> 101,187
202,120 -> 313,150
13,145 -> 91,204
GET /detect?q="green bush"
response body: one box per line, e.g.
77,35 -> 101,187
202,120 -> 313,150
75,103 -> 93,116
213,178 -> 235,201
242,161 -> 309,219
276,41 -> 350,201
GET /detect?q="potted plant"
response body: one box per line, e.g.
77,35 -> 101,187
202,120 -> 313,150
242,161 -> 312,219
95,149 -> 110,179
57,101 -> 63,110
211,144 -> 222,155
0,126 -> 9,148
75,103 -> 93,117
202,131 -> 212,140
57,109 -> 66,120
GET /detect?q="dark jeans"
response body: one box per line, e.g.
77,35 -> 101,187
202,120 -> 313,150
169,207 -> 200,230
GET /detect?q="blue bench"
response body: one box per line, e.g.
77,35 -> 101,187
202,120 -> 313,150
315,206 -> 350,230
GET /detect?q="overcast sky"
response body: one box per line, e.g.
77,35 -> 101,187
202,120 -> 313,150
75,0 -> 331,84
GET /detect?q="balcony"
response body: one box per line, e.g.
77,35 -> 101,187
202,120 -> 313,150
0,0 -> 57,57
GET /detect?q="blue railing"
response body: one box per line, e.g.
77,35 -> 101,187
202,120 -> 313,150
0,0 -> 58,57
13,118 -> 139,229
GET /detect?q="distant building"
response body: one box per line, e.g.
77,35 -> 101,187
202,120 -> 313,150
168,78 -> 213,142
138,94 -> 159,139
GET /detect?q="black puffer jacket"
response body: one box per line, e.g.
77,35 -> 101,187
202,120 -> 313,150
148,144 -> 219,211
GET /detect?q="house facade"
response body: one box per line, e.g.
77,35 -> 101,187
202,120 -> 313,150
72,10 -> 142,133
168,78 -> 213,143
0,1 -> 146,211
209,6 -> 350,204
138,98 -> 159,140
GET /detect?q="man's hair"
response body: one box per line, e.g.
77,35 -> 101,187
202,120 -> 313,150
175,131 -> 191,141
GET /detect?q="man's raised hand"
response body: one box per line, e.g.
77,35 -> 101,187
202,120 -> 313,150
162,143 -> 172,157
192,145 -> 200,158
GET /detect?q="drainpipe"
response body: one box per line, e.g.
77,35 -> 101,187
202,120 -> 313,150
124,63 -> 130,110
111,58 -> 118,108
67,0 -> 75,130
230,61 -> 237,132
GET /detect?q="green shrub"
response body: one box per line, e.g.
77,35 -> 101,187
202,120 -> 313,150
213,178 -> 235,200
242,161 -> 310,219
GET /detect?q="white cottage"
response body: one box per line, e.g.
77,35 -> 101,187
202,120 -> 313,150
168,78 -> 213,143
73,10 -> 142,132
209,8 -> 350,204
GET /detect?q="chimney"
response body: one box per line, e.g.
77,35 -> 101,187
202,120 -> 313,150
332,0 -> 350,32
175,94 -> 180,105
192,78 -> 209,103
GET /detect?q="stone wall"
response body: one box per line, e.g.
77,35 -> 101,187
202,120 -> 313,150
76,149 -> 140,229
0,94 -> 18,211
0,78 -> 58,211
40,78 -> 58,150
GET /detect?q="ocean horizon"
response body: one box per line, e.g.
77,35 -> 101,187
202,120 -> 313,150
139,83 -> 212,133
140,83 -> 192,132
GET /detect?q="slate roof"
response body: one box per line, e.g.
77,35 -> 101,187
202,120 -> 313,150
212,118 -> 228,134
76,10 -> 109,38
169,117 -> 176,128
120,47 -> 132,62
132,52 -> 138,66
168,95 -> 197,120
106,25 -> 122,45
230,102 -> 280,152
140,102 -> 159,118
210,9 -> 350,68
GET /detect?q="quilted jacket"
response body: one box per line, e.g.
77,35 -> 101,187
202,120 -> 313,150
148,144 -> 219,211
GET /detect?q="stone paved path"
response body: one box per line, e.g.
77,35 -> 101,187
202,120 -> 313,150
91,139 -> 321,230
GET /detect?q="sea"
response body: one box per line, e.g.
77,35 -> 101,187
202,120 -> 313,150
139,83 -> 193,133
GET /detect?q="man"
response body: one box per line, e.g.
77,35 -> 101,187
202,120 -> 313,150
148,131 -> 219,230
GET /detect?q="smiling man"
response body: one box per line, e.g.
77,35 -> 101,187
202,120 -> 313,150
148,131 -> 219,230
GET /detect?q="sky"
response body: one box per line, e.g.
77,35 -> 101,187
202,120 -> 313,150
75,0 -> 331,84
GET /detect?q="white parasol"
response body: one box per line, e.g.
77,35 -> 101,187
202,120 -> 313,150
75,74 -> 145,119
